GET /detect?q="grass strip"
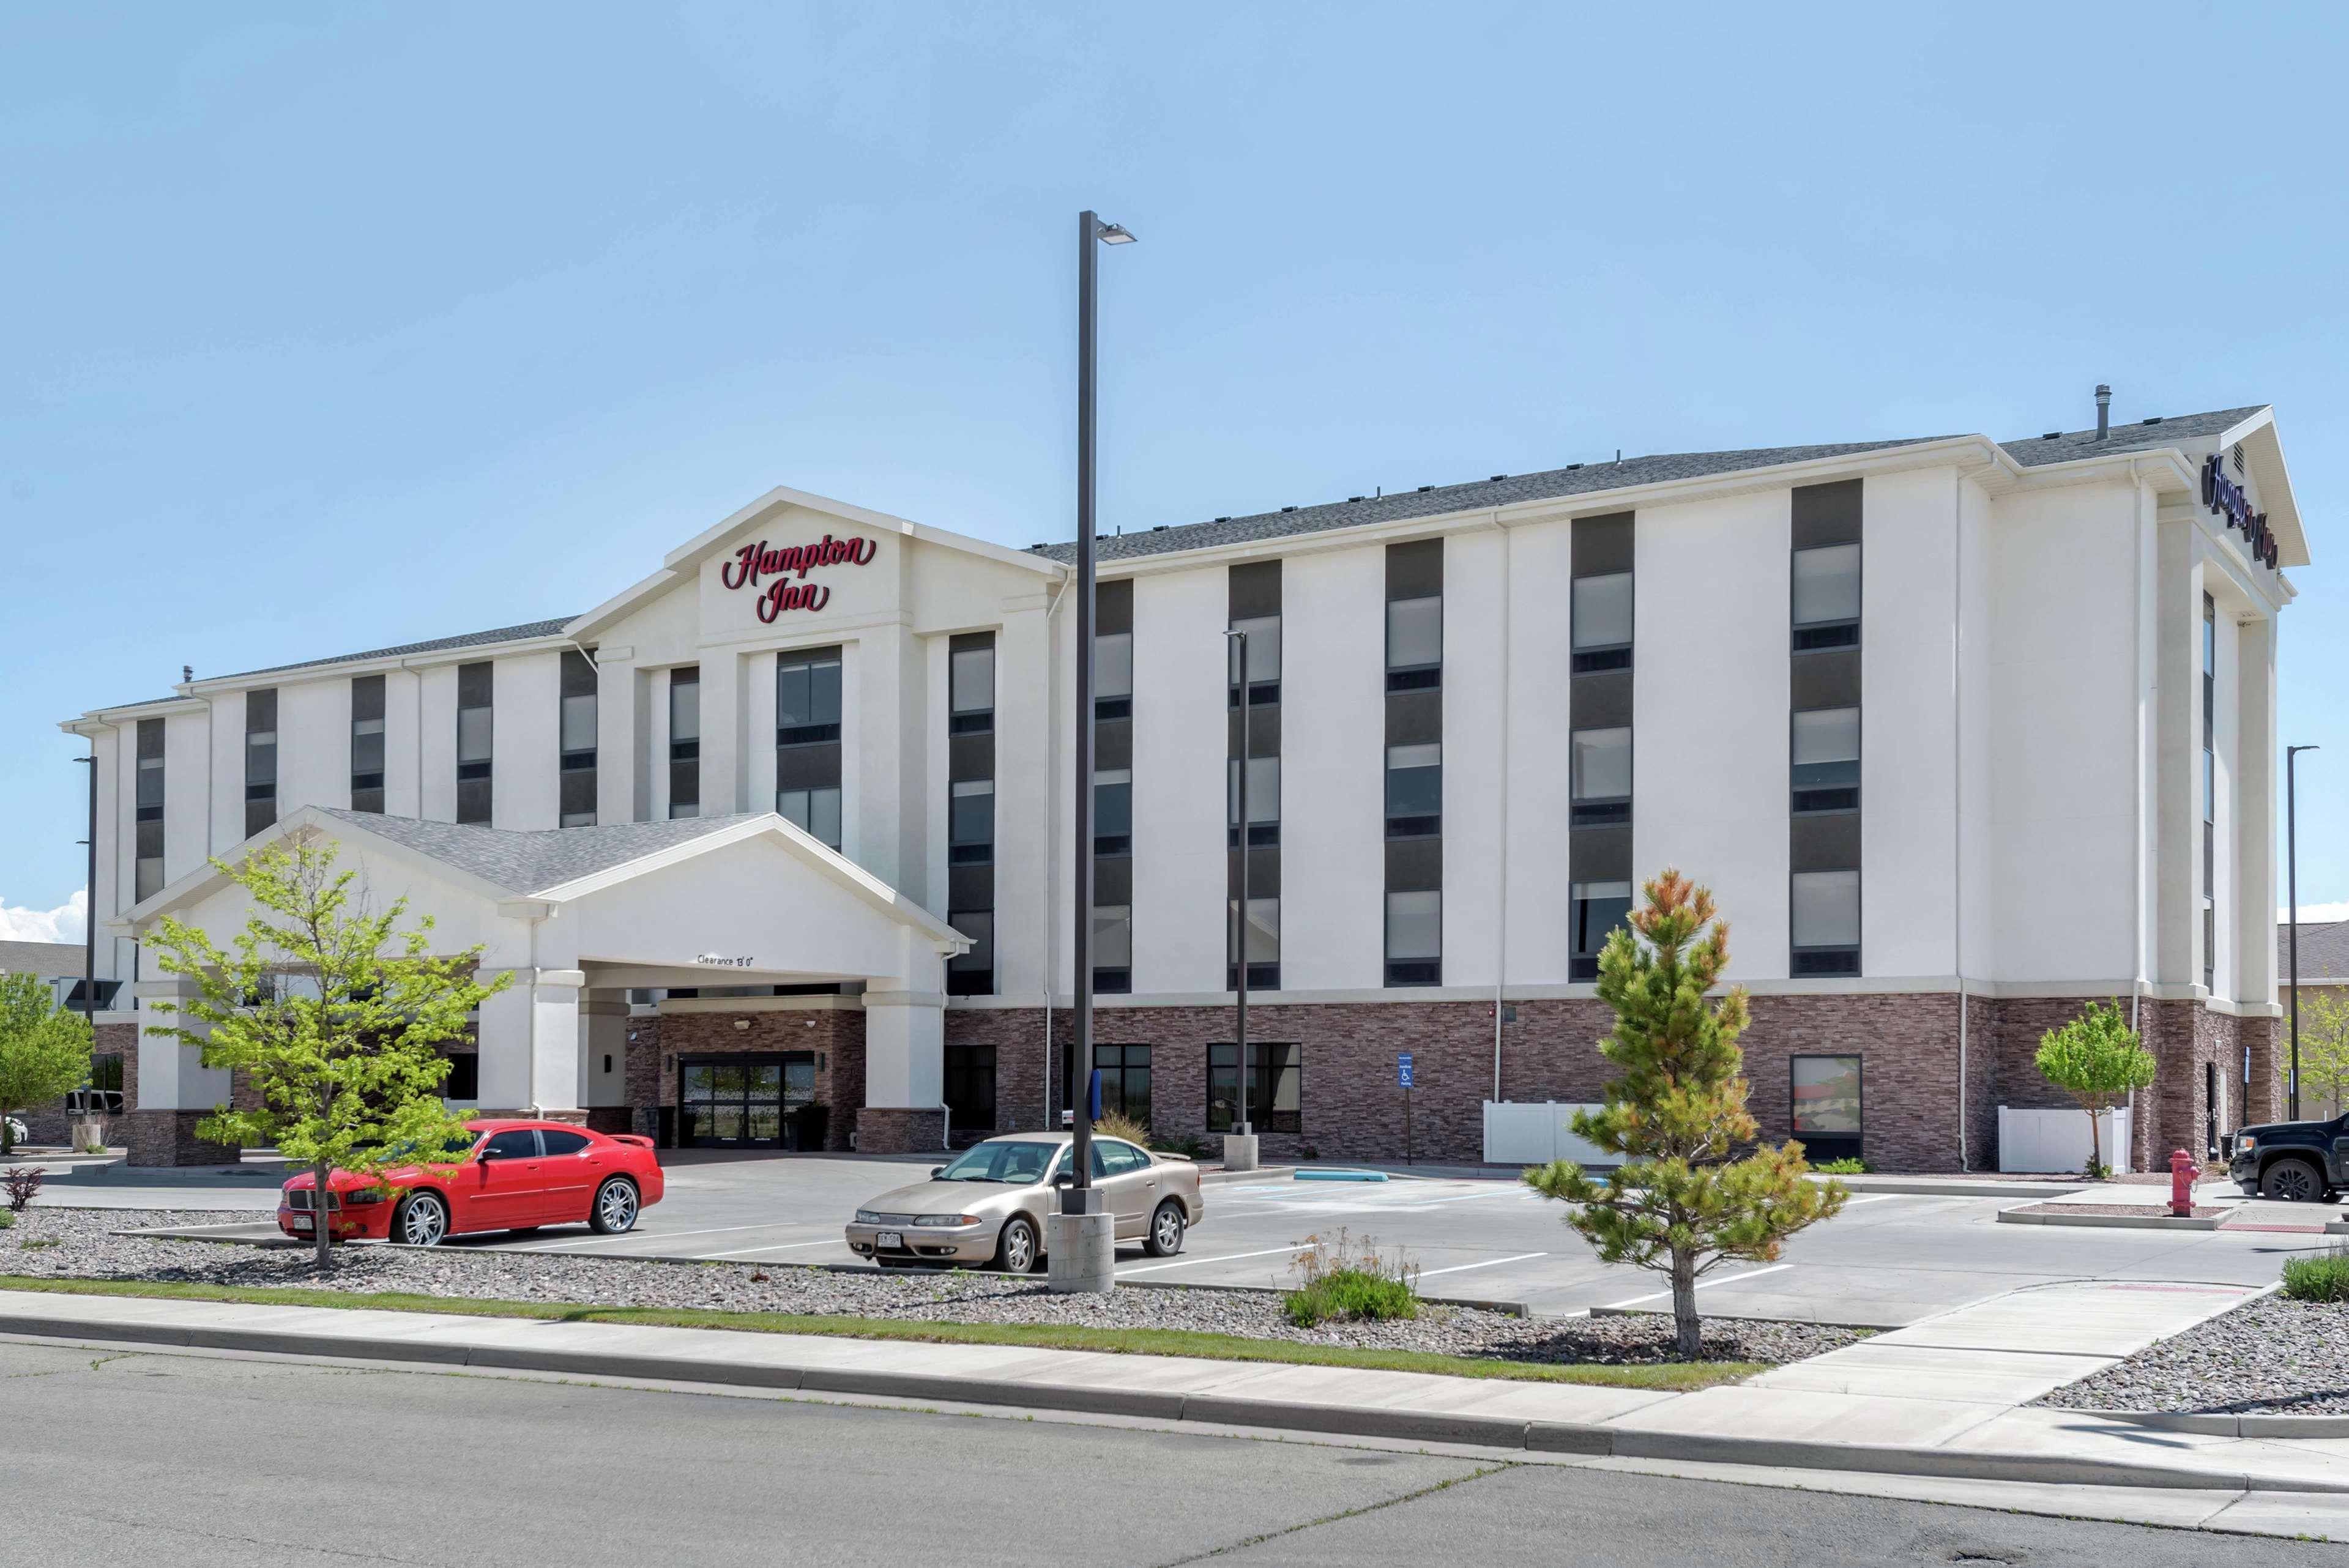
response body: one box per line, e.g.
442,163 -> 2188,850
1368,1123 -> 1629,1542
0,1273 -> 1753,1390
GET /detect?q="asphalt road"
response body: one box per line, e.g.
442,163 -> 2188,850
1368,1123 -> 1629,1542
53,1151 -> 2333,1325
0,1338 -> 2331,1567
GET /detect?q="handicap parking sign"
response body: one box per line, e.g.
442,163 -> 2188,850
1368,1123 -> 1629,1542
1398,1052 -> 1414,1088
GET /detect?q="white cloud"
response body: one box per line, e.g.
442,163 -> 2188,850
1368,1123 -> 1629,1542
2280,902 -> 2349,924
0,890 -> 86,945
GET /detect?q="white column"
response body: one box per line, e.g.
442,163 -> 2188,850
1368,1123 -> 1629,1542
863,988 -> 945,1111
132,976 -> 231,1111
474,967 -> 587,1113
2234,614 -> 2277,1008
993,603 -> 1053,991
595,647 -> 639,825
699,648 -> 741,817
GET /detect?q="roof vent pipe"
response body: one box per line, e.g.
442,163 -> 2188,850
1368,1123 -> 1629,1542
2095,384 -> 2111,440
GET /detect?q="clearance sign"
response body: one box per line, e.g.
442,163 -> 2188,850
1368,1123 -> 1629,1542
720,533 -> 877,621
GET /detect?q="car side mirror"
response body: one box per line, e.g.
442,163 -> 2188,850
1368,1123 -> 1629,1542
1050,1171 -> 1073,1187
477,1145 -> 497,1161
929,1166 -> 945,1178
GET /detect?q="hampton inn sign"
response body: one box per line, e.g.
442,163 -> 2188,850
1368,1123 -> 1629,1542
721,533 -> 879,620
2205,453 -> 2281,570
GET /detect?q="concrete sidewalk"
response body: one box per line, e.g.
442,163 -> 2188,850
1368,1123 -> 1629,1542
0,1277 -> 2338,1499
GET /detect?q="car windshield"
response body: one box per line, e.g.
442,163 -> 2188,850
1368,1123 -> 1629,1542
933,1141 -> 1058,1184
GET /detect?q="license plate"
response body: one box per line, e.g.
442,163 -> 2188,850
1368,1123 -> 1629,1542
875,1230 -> 903,1249
291,1215 -> 313,1232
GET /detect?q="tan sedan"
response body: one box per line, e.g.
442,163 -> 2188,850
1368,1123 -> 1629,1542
844,1132 -> 1203,1272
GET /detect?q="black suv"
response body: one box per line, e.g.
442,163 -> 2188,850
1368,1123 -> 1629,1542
2227,1113 -> 2349,1202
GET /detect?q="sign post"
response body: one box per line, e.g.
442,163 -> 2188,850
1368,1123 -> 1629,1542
1398,1052 -> 1415,1165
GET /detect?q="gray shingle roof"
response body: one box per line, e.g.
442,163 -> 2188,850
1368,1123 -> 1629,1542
2280,920 -> 2349,985
313,809 -> 762,896
1040,406 -> 2270,565
219,617 -> 581,683
0,939 -> 84,977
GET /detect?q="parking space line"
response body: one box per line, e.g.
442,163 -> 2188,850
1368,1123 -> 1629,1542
1118,1244 -> 1312,1276
1603,1261 -> 1793,1308
1415,1251 -> 1546,1279
504,1222 -> 819,1252
702,1238 -> 849,1258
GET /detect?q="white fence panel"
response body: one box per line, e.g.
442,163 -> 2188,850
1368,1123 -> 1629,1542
1997,1105 -> 2132,1175
1483,1101 -> 1610,1166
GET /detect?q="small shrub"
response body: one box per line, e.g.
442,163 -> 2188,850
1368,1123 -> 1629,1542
1283,1228 -> 1421,1327
18,1238 -> 58,1251
2282,1246 -> 2349,1304
0,1209 -> 14,1230
1092,1110 -> 1152,1146
1813,1157 -> 1870,1175
1,1166 -> 42,1213
1152,1133 -> 1205,1159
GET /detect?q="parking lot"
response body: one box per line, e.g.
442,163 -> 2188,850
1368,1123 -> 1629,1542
62,1147 -> 2334,1327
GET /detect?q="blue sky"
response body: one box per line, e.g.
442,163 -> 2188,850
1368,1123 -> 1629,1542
4,2 -> 2343,940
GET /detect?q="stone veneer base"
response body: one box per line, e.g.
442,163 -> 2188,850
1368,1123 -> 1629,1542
857,1107 -> 945,1154
124,1110 -> 239,1168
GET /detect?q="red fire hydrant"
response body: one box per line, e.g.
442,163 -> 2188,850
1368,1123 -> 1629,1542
2170,1148 -> 2197,1218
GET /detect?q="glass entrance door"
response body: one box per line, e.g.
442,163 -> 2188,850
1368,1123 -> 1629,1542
679,1056 -> 786,1149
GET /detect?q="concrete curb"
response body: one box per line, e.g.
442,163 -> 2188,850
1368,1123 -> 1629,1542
6,1305 -> 2341,1496
2051,1406 -> 2349,1439
1826,1177 -> 2086,1198
1995,1209 -> 2222,1231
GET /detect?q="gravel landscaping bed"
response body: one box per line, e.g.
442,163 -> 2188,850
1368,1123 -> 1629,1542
0,1207 -> 1858,1368
2038,1294 -> 2349,1415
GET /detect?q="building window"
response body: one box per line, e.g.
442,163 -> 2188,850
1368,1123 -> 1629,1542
945,1043 -> 996,1134
1385,888 -> 1441,987
1792,544 -> 1861,651
559,649 -> 597,827
1790,869 -> 1860,975
1095,1043 -> 1152,1126
1385,744 -> 1442,838
950,779 -> 994,865
946,910 -> 994,997
2202,590 -> 2216,992
950,641 -> 995,735
1228,614 -> 1281,707
668,666 -> 701,819
1571,571 -> 1633,672
69,1052 -> 125,1115
1093,769 -> 1132,856
1092,905 -> 1132,994
1095,628 -> 1133,721
133,716 -> 165,902
350,674 -> 386,815
1227,896 -> 1279,992
1227,755 -> 1279,848
1569,879 -> 1632,983
1569,727 -> 1631,826
441,1051 -> 480,1101
1790,707 -> 1859,814
455,661 -> 493,825
1386,595 -> 1442,691
777,648 -> 843,849
1207,1041 -> 1300,1134
244,688 -> 278,839
1790,1055 -> 1862,1164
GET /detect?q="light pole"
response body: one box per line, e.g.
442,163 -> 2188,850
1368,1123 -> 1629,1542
2288,745 -> 2318,1120
1224,628 -> 1256,1170
1052,209 -> 1133,1295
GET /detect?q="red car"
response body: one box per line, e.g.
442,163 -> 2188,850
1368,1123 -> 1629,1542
277,1120 -> 664,1248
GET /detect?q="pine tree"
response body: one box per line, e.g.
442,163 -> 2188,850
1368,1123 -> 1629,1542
1525,869 -> 1846,1358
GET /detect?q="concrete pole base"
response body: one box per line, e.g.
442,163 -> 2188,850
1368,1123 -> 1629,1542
1046,1211 -> 1116,1294
1221,1133 -> 1260,1173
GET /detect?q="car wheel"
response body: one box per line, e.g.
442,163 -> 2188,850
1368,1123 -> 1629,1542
589,1176 -> 641,1235
1144,1200 -> 1186,1258
393,1191 -> 450,1247
2262,1158 -> 2326,1203
994,1214 -> 1040,1274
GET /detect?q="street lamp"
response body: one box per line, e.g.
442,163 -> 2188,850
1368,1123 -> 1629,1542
1053,210 -> 1134,1295
1224,628 -> 1256,1169
2288,745 -> 2319,1120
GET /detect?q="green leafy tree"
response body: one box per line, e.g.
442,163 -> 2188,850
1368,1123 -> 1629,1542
147,838 -> 507,1269
1525,869 -> 1846,1358
0,973 -> 94,1154
2297,990 -> 2349,1121
2034,1000 -> 2156,1177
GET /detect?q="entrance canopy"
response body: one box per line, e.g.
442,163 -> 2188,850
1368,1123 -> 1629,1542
114,807 -> 969,1123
